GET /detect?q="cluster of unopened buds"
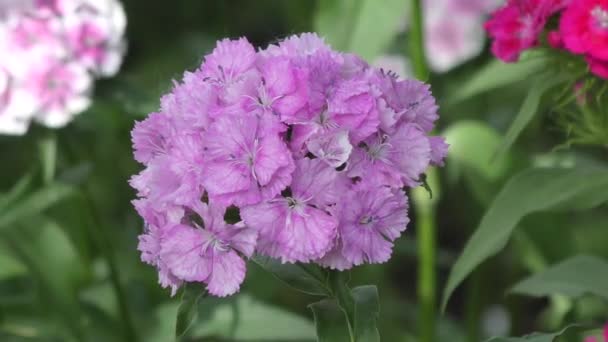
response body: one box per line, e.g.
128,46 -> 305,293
485,0 -> 608,79
131,33 -> 448,297
0,0 -> 126,135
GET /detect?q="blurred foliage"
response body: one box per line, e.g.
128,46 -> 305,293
0,0 -> 607,341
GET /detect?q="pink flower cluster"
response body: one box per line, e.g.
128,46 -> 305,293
485,0 -> 608,79
0,0 -> 126,135
131,33 -> 448,297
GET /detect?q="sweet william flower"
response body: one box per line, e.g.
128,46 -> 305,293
319,185 -> 409,269
160,204 -> 257,297
240,158 -> 343,263
0,0 -> 126,135
560,0 -> 608,61
485,0 -> 563,62
131,33 -> 448,297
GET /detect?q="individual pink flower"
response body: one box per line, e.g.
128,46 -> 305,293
160,204 -> 257,297
306,130 -> 353,168
349,123 -> 432,188
25,59 -> 92,128
560,0 -> 608,61
319,185 -> 409,269
241,158 -> 343,263
201,113 -> 294,207
485,0 -> 560,62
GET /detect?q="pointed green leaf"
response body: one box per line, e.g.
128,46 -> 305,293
309,299 -> 351,342
450,56 -> 547,103
0,173 -> 34,213
510,255 -> 608,300
484,324 -> 583,341
175,284 -> 207,339
495,74 -> 567,158
252,255 -> 331,296
314,0 -> 407,60
442,167 -> 608,311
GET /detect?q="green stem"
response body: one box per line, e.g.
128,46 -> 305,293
417,205 -> 436,342
409,0 -> 429,81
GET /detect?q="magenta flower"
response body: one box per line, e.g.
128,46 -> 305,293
485,0 -> 561,62
560,0 -> 608,60
130,33 -> 447,297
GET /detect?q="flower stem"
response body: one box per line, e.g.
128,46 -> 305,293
413,169 -> 440,342
417,204 -> 436,342
409,0 -> 429,81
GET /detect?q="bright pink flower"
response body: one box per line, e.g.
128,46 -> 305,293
587,54 -> 608,78
560,0 -> 608,60
485,0 -> 560,62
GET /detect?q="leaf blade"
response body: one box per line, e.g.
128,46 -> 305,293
441,167 -> 608,311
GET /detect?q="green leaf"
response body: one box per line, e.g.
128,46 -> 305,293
484,324 -> 583,342
441,167 -> 608,311
0,239 -> 26,280
175,284 -> 207,339
252,255 -> 331,296
6,217 -> 87,340
495,74 -> 567,158
352,286 -> 380,342
0,183 -> 75,231
190,295 -> 316,341
309,299 -> 351,342
450,56 -> 547,103
0,173 -> 34,213
314,0 -> 407,60
510,255 -> 608,300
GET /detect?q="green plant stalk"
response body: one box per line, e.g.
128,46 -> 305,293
409,0 -> 429,81
417,204 -> 436,342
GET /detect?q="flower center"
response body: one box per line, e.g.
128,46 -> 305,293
592,6 -> 608,29
359,215 -> 374,225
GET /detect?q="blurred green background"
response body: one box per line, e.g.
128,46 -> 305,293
1,1 -> 607,341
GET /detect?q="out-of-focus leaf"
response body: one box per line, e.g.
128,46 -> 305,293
0,173 -> 34,213
309,298 -> 351,342
442,167 -> 608,311
510,255 -> 608,300
175,283 -> 207,339
484,324 -> 583,341
314,0 -> 407,60
352,286 -> 380,342
252,255 -> 331,296
191,295 -> 316,341
450,56 -> 547,103
0,183 -> 75,231
443,121 -> 512,181
0,240 -> 26,280
7,217 -> 87,340
496,74 -> 567,158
